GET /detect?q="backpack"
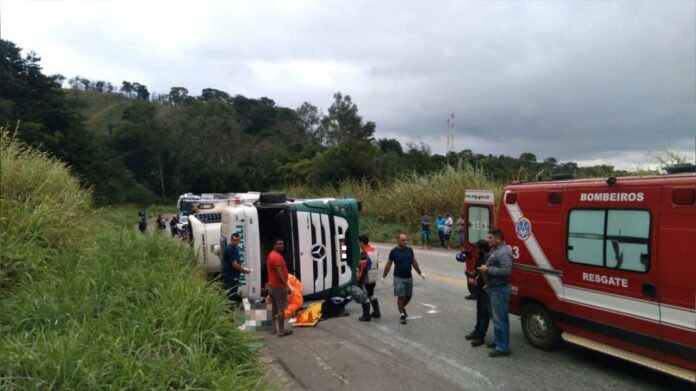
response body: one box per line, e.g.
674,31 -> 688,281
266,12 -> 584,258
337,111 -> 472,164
366,250 -> 380,284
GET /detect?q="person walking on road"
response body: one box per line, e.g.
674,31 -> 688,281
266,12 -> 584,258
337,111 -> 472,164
436,215 -> 446,248
358,234 -> 381,320
477,228 -> 513,357
444,213 -> 453,249
221,233 -> 252,303
420,213 -> 432,248
267,238 -> 293,337
465,240 -> 491,347
383,234 -> 425,325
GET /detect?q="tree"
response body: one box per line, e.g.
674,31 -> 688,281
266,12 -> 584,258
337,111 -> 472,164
132,82 -> 149,100
320,92 -> 375,146
296,102 -> 324,144
168,86 -> 190,105
519,152 -> 537,164
377,138 -> 404,155
200,88 -> 231,103
120,81 -> 134,97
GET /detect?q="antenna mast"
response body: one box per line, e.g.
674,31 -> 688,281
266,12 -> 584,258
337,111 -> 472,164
446,113 -> 455,154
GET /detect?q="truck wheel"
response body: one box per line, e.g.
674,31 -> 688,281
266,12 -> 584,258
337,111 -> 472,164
259,192 -> 287,203
521,303 -> 560,350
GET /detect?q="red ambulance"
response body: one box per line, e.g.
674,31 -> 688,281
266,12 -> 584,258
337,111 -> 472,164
463,173 -> 695,383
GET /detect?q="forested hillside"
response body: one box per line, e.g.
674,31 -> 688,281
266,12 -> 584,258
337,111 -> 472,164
1,39 -> 634,205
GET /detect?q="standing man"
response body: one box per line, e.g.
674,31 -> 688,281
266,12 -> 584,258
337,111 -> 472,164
465,239 -> 491,347
444,213 -> 453,249
358,235 -> 381,319
169,215 -> 179,237
420,213 -> 432,249
436,215 -> 446,248
456,212 -> 466,250
221,233 -> 252,303
267,238 -> 293,336
477,228 -> 513,357
382,234 -> 425,325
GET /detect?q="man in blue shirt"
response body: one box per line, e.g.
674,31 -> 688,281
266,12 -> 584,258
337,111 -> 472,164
383,234 -> 425,324
436,215 -> 446,248
221,233 -> 252,302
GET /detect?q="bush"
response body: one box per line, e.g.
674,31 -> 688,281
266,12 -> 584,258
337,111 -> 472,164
0,133 -> 267,389
287,161 -> 502,240
0,132 -> 92,290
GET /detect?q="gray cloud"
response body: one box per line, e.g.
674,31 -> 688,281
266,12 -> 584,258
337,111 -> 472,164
2,0 -> 694,168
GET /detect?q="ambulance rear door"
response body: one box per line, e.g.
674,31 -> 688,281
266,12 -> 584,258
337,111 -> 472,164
463,190 -> 496,273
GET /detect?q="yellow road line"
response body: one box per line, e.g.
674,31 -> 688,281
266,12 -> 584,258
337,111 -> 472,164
422,272 -> 469,287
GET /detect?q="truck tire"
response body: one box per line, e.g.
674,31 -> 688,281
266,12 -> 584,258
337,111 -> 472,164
521,302 -> 560,350
259,192 -> 286,203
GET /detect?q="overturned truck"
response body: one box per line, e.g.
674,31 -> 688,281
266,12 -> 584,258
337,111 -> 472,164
184,192 -> 361,301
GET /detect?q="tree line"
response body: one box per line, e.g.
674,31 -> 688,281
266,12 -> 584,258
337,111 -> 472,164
1,39 -> 630,205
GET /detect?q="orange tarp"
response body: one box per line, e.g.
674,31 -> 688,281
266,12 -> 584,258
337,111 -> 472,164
284,274 -> 304,318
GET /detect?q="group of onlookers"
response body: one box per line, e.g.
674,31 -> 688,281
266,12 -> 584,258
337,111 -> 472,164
420,212 -> 467,249
218,219 -> 512,358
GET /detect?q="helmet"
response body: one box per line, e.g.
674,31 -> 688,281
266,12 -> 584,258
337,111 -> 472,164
455,251 -> 468,263
349,285 -> 367,303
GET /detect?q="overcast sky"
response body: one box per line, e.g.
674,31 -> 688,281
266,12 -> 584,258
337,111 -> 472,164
2,0 -> 695,169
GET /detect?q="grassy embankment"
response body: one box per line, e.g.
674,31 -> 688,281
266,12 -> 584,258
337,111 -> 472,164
0,133 -> 267,389
287,163 -> 503,244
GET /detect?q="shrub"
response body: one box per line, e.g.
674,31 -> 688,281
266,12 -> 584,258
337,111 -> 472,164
0,131 -> 92,290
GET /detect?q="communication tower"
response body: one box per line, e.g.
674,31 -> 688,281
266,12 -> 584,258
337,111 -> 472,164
446,113 -> 455,154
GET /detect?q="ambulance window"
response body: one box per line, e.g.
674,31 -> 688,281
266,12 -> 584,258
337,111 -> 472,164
568,210 -> 605,267
467,205 -> 490,245
605,210 -> 650,272
568,209 -> 651,272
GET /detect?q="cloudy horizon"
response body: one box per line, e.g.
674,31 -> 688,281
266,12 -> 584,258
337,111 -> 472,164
2,0 -> 695,169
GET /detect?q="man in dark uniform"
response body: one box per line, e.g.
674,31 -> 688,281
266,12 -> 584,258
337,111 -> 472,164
221,233 -> 251,302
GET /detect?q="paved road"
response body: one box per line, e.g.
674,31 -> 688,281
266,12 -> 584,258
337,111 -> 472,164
262,243 -> 690,391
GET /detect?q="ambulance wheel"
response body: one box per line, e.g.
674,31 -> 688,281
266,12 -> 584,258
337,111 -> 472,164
521,303 -> 559,350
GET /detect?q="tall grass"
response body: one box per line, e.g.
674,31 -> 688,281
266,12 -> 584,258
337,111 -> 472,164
0,133 -> 267,389
287,162 -> 503,242
1,132 -> 92,290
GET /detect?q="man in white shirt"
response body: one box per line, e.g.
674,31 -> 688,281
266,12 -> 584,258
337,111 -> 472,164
444,213 -> 453,250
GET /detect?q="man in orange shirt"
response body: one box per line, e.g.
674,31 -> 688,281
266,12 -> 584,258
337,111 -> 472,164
266,237 -> 292,336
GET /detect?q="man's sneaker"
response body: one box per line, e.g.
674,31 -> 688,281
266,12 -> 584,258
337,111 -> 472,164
465,294 -> 477,300
487,342 -> 496,349
465,330 -> 479,340
471,338 -> 485,347
400,313 -> 407,324
488,350 -> 511,358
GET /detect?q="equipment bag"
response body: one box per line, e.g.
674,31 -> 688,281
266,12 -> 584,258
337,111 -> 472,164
366,252 -> 380,284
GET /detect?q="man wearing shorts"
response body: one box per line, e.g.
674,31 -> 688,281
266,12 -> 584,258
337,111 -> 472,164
383,234 -> 425,324
266,238 -> 292,336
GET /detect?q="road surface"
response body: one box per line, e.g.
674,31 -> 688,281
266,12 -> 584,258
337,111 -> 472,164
261,243 -> 689,391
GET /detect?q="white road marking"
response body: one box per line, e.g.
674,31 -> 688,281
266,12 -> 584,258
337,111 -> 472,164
313,354 -> 349,384
373,324 -> 492,387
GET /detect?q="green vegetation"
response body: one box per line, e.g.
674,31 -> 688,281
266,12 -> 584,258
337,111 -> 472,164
0,134 -> 267,389
288,162 -> 502,242
1,39 -> 649,208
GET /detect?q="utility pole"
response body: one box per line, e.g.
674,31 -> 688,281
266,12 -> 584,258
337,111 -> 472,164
446,113 -> 455,155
